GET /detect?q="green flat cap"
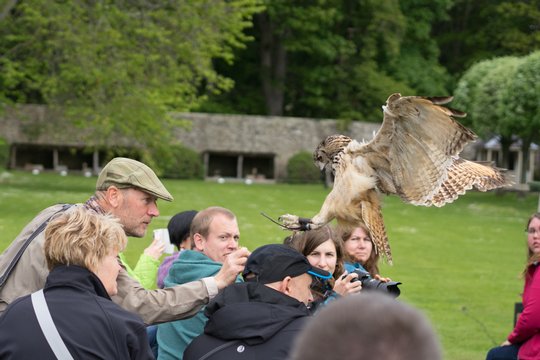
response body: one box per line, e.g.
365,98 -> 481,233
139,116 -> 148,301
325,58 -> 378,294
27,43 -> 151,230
96,157 -> 173,201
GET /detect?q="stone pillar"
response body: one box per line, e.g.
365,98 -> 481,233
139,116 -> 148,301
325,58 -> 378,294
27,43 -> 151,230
9,145 -> 16,168
516,150 -> 524,185
204,152 -> 209,177
93,150 -> 100,174
237,155 -> 243,179
528,149 -> 536,183
53,149 -> 59,170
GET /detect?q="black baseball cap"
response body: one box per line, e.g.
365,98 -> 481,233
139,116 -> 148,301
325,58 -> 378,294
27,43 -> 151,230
242,244 -> 332,284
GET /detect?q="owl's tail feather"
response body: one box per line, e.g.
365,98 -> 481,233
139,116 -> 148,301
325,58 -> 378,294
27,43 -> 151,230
361,198 -> 393,265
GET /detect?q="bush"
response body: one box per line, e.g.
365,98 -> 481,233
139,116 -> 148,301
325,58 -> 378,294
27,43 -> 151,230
529,181 -> 540,192
0,138 -> 8,169
286,151 -> 321,184
158,145 -> 204,179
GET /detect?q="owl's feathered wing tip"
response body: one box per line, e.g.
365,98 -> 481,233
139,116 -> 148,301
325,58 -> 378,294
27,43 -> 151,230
422,159 -> 513,207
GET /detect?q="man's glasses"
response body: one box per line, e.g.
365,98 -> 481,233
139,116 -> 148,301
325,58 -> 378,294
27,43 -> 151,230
526,228 -> 540,235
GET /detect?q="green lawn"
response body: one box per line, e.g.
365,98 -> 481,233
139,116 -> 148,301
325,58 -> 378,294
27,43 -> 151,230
1,170 -> 537,360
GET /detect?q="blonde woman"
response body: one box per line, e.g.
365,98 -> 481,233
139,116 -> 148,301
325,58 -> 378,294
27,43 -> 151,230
0,207 -> 153,359
338,223 -> 390,281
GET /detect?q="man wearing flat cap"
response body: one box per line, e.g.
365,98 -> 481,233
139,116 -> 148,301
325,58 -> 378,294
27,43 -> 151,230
0,157 -> 249,324
183,244 -> 332,360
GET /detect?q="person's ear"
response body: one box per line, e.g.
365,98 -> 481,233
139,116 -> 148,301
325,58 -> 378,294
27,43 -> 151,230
105,186 -> 123,208
193,233 -> 205,252
280,276 -> 293,295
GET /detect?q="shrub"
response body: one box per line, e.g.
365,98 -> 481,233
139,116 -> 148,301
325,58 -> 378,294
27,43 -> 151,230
286,151 -> 321,184
529,181 -> 540,192
159,145 -> 204,179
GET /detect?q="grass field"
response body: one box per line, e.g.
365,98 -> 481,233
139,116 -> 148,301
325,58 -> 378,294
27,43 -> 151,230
1,170 -> 538,359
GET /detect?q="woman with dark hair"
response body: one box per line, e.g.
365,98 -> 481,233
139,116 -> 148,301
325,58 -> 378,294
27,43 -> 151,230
287,226 -> 361,306
486,213 -> 540,360
157,210 -> 198,289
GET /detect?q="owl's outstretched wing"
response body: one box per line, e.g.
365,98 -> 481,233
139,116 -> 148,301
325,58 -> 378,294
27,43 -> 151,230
359,93 -> 507,204
426,158 -> 509,207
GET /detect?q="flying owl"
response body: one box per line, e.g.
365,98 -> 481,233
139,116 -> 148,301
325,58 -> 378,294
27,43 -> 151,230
279,93 -> 510,264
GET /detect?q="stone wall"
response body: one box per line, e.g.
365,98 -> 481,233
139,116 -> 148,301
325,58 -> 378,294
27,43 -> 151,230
2,106 -> 486,181
172,112 -> 381,179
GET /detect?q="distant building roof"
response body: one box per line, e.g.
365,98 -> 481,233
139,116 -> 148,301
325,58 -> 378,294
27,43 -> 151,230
484,135 -> 538,151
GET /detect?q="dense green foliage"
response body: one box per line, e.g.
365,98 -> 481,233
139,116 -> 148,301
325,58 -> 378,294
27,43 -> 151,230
435,0 -> 540,74
0,0 -> 263,162
0,172 -> 538,359
1,1 -> 538,158
286,151 -> 322,184
199,0 -> 441,121
159,145 -> 204,180
198,0 -> 539,122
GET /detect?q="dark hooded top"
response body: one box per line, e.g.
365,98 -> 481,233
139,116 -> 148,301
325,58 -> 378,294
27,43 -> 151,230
183,282 -> 311,360
0,265 -> 153,360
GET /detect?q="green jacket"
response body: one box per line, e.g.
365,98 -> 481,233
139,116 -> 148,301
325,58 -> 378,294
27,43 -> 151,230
119,252 -> 160,290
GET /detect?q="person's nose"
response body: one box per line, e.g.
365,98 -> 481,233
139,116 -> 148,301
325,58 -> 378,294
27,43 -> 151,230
148,202 -> 159,217
319,255 -> 328,268
307,291 -> 314,304
114,261 -> 122,277
228,238 -> 238,250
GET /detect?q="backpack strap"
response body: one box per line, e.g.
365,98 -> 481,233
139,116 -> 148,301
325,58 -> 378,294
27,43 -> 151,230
0,204 -> 73,288
31,289 -> 75,360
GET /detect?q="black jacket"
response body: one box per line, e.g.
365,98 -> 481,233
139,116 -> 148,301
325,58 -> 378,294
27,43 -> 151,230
0,265 -> 153,360
183,282 -> 311,360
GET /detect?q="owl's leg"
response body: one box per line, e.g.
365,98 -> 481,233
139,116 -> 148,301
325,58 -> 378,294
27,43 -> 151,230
279,189 -> 337,230
278,214 -> 315,231
308,191 -> 338,229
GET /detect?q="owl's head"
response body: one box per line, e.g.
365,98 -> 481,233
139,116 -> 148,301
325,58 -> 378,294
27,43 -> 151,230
313,135 -> 352,172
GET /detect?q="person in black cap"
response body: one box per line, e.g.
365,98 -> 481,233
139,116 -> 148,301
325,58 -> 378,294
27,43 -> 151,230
0,157 -> 249,324
183,244 -> 331,360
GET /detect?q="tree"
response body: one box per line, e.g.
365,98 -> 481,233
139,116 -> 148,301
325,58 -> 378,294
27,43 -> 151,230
0,0 -> 263,168
434,0 -> 540,76
199,0 -> 455,123
391,0 -> 453,95
454,56 -> 523,169
504,51 -> 540,183
454,52 -> 540,183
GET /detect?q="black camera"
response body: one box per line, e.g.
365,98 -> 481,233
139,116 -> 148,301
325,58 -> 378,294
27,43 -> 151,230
347,269 -> 402,298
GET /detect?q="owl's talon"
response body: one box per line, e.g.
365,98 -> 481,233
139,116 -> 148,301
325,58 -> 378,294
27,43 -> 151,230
278,214 -> 314,231
278,214 -> 300,228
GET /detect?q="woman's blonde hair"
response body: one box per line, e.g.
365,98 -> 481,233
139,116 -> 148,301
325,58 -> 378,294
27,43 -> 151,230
44,207 -> 127,271
337,223 -> 380,277
524,213 -> 540,277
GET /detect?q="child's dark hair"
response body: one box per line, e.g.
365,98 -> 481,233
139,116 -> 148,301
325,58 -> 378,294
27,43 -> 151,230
167,210 -> 198,248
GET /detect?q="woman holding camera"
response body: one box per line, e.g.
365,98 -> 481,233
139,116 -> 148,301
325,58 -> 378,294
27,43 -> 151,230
285,226 -> 362,307
337,223 -> 391,282
486,213 -> 540,360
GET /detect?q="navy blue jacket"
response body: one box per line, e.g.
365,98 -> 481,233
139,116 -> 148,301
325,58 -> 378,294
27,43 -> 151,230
0,265 -> 153,359
183,282 -> 311,360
